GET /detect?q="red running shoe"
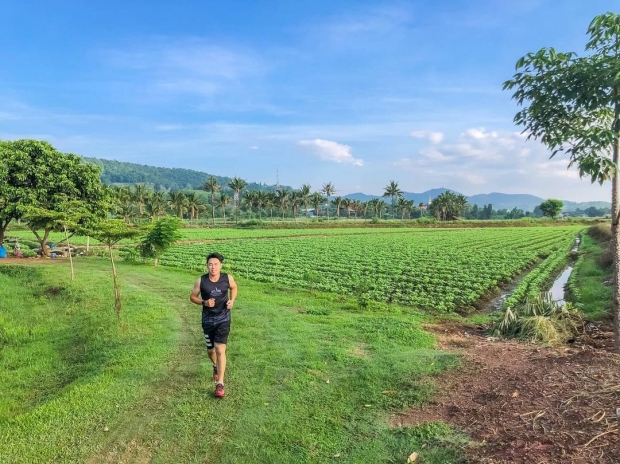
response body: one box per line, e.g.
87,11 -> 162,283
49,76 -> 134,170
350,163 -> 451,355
215,383 -> 225,398
213,365 -> 219,382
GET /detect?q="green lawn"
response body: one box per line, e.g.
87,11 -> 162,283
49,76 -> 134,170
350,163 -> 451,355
0,259 -> 466,463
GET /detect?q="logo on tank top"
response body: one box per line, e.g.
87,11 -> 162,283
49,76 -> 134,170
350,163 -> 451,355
211,286 -> 224,297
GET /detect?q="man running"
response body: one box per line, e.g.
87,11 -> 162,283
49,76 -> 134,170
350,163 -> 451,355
190,252 -> 238,398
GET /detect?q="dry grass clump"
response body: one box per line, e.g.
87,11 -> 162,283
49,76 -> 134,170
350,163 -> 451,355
493,293 -> 582,346
588,224 -> 612,242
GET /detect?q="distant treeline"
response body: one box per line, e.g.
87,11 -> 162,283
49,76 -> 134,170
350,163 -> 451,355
83,157 -> 286,193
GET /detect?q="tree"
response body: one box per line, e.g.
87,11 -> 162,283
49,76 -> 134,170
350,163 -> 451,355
228,177 -> 247,223
383,180 -> 403,218
204,176 -> 221,225
503,12 -> 620,348
299,184 -> 311,220
539,199 -> 564,218
0,140 -> 107,245
86,219 -> 142,319
139,216 -> 182,266
219,192 -> 231,224
428,191 -> 469,221
309,192 -> 326,217
331,196 -> 343,218
275,189 -> 289,219
168,191 -> 187,219
185,191 -> 205,224
321,182 -> 336,220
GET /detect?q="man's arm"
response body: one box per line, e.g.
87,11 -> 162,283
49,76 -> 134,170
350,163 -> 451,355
190,278 -> 204,305
226,275 -> 238,309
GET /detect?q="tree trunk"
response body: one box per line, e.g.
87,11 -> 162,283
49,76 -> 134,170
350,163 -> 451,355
612,135 -> 620,350
64,227 -> 74,281
109,245 -> 122,320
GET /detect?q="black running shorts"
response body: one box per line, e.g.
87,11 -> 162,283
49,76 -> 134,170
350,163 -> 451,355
202,321 -> 231,349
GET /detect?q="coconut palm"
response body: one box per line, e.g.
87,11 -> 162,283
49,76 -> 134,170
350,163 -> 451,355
309,192 -> 326,217
242,190 -> 259,218
275,188 -> 289,219
132,183 -> 148,218
383,180 -> 403,219
321,182 -> 336,220
168,191 -> 187,219
145,191 -> 166,221
219,192 -> 231,224
228,177 -> 247,223
299,184 -> 311,220
203,177 -> 221,225
185,192 -> 205,224
331,195 -> 343,218
341,198 -> 352,219
289,190 -> 301,223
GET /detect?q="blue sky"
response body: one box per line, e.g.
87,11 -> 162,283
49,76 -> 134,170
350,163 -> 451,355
1,1 -> 617,201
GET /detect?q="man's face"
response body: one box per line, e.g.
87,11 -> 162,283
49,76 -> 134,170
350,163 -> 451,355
208,258 -> 222,275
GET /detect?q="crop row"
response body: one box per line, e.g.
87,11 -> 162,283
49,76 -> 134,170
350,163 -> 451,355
160,226 -> 584,312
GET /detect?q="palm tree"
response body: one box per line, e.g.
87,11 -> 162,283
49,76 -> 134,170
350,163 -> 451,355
331,195 -> 343,218
132,183 -> 148,219
264,192 -> 277,221
219,192 -> 231,224
382,180 -> 403,219
204,176 -> 221,225
242,190 -> 258,218
228,177 -> 248,223
168,191 -> 187,219
275,188 -> 289,219
377,199 -> 388,219
299,184 -> 311,220
309,192 -> 326,217
185,192 -> 205,224
341,198 -> 352,219
352,200 -> 362,220
321,182 -> 336,220
145,191 -> 166,221
257,190 -> 270,220
112,186 -> 133,223
289,190 -> 301,223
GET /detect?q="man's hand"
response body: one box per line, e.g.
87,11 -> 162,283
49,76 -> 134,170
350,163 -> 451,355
226,299 -> 234,310
205,298 -> 216,307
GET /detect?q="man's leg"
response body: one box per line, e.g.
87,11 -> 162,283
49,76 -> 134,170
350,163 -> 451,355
214,343 -> 227,384
204,329 -> 219,381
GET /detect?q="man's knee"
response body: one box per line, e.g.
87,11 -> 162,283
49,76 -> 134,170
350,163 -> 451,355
214,343 -> 227,355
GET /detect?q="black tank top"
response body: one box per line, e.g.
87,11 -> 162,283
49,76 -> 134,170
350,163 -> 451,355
200,273 -> 231,325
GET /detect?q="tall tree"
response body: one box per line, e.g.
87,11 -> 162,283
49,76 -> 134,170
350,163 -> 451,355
228,177 -> 247,223
539,199 -> 564,218
85,219 -> 142,319
331,196 -> 343,218
204,176 -> 221,225
0,140 -> 106,245
321,182 -> 336,220
219,192 -> 231,224
168,191 -> 187,219
383,180 -> 403,219
185,192 -> 205,224
275,188 -> 289,219
503,12 -> 620,348
310,192 -> 326,217
299,184 -> 312,220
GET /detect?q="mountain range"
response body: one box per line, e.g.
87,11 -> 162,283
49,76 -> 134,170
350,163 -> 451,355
84,157 -> 610,213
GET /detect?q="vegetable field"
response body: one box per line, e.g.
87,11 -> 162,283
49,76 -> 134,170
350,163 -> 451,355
161,226 -> 584,312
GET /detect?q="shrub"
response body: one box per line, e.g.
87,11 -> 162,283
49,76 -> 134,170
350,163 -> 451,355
588,224 -> 612,242
493,292 -> 582,346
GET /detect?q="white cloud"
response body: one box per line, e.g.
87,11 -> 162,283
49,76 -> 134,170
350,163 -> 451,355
298,139 -> 364,166
411,130 -> 444,144
249,145 -> 259,149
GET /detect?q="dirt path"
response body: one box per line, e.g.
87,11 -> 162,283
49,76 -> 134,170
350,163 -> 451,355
394,323 -> 620,463
85,271 -> 204,464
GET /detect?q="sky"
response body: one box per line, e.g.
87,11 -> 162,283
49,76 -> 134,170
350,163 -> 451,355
1,1 -> 618,202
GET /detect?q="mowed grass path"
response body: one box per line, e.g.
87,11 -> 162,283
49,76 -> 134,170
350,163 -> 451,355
0,259 -> 464,463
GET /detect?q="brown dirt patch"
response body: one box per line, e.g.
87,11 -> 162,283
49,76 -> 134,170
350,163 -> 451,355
392,322 -> 620,463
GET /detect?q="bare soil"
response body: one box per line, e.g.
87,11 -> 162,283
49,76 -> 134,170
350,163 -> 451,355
393,322 -> 620,463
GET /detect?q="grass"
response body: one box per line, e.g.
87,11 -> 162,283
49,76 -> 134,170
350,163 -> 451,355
568,231 -> 613,320
0,258 -> 466,463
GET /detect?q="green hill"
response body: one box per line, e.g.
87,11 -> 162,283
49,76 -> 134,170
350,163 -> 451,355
83,157 -> 286,192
